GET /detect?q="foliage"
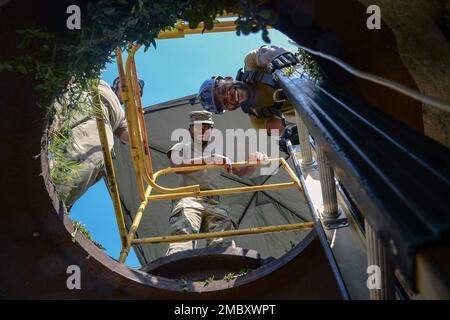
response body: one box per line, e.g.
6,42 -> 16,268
223,272 -> 236,282
237,266 -> 253,276
203,275 -> 215,287
295,48 -> 324,83
47,80 -> 103,193
222,266 -> 253,282
179,279 -> 189,292
71,219 -> 106,250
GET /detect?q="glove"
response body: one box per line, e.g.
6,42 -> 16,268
279,124 -> 299,153
210,154 -> 232,174
248,151 -> 269,164
267,51 -> 300,73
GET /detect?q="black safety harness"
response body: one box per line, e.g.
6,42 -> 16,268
236,51 -> 299,126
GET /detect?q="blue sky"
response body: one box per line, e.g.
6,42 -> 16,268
70,28 -> 297,268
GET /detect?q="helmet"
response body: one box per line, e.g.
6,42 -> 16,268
198,76 -> 225,114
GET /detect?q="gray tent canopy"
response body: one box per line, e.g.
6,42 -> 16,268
113,94 -> 312,265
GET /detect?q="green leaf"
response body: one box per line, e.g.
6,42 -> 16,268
258,10 -> 273,20
104,8 -> 115,15
204,276 -> 215,287
17,65 -> 28,74
240,24 -> 251,35
262,29 -> 271,43
0,62 -> 13,72
204,18 -> 214,31
188,19 -> 198,29
258,9 -> 278,25
150,38 -> 157,49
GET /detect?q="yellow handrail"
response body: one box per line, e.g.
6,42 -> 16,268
131,58 -> 154,179
123,45 -> 201,195
157,18 -> 272,40
132,222 -> 314,245
118,185 -> 152,263
91,82 -> 127,247
116,48 -> 146,201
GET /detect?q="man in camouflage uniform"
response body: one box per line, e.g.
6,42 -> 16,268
166,111 -> 268,255
51,80 -> 131,209
198,45 -> 299,131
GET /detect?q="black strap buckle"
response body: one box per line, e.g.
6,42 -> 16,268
273,89 -> 286,103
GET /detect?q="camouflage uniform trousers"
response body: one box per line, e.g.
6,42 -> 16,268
52,157 -> 105,210
166,196 -> 236,256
